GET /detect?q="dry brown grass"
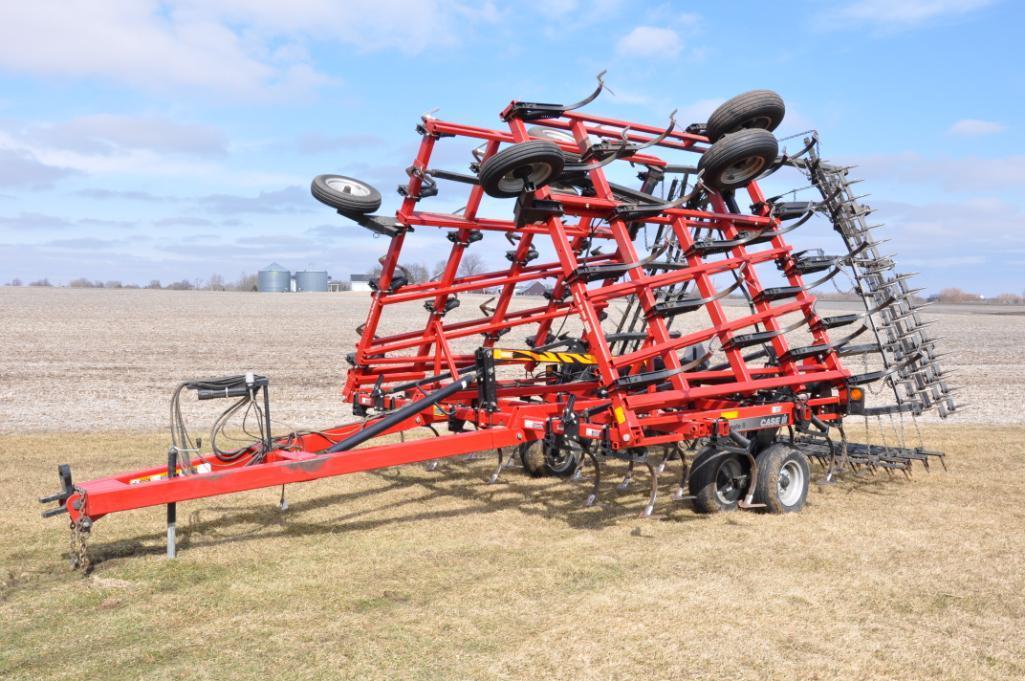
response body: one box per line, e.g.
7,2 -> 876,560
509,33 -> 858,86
3,424 -> 1024,680
3,287 -> 1023,679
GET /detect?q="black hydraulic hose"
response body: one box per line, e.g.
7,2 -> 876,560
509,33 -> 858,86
324,374 -> 476,454
385,363 -> 477,396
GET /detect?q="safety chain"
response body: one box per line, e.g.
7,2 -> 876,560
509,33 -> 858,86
68,487 -> 92,572
69,518 -> 92,572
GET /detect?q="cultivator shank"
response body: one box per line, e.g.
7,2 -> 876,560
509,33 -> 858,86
41,80 -> 954,564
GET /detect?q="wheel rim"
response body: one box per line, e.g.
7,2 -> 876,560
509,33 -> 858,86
739,115 -> 773,131
326,177 -> 371,197
545,439 -> 579,474
777,459 -> 804,507
497,162 -> 554,194
714,457 -> 744,505
535,129 -> 575,144
720,156 -> 766,185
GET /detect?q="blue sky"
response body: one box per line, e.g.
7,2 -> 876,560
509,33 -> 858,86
0,0 -> 1022,294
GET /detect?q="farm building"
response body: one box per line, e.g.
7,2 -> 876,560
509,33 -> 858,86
257,262 -> 290,292
295,270 -> 329,292
517,281 -> 547,296
258,263 -> 332,292
350,273 -> 372,292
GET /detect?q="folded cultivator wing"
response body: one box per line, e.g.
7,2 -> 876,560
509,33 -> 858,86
42,78 -> 954,567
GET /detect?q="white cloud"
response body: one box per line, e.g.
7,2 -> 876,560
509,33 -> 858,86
0,2 -> 296,99
616,26 -> 682,58
820,0 -> 993,31
851,152 -> 1025,191
948,119 -> 1006,136
0,212 -> 135,232
197,186 -> 312,215
0,114 -> 311,184
678,98 -> 724,125
870,196 -> 1025,249
0,1 -> 499,99
27,115 -> 227,156
0,149 -> 79,189
901,255 -> 986,267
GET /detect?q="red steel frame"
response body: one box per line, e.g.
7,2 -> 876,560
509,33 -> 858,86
58,103 -> 856,526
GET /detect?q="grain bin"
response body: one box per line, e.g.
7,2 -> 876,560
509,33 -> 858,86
258,262 -> 291,292
295,270 -> 329,292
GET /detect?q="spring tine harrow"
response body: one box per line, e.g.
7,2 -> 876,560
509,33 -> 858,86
39,85 -> 956,563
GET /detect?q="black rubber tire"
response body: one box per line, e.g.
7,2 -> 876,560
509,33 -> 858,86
311,174 -> 382,214
527,126 -> 581,163
545,438 -> 581,478
688,446 -> 749,514
698,129 -> 779,192
705,90 -> 785,142
478,141 -> 565,198
752,443 -> 810,514
518,438 -> 581,478
519,441 -> 547,478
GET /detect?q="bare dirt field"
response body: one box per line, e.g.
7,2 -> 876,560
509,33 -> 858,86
1,287 -> 1022,433
2,287 -> 1024,680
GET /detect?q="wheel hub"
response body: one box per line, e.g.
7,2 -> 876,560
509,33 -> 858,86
325,177 -> 371,197
499,162 -> 553,193
777,459 -> 805,507
721,156 -> 766,184
714,457 -> 746,505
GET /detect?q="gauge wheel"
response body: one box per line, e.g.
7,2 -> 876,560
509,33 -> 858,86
698,129 -> 779,192
705,90 -> 786,142
689,446 -> 750,513
311,174 -> 382,214
478,141 -> 565,198
519,441 -> 548,478
544,437 -> 582,478
527,126 -> 581,162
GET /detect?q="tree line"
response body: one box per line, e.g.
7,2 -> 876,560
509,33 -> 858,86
1,255 -> 489,292
930,287 -> 1025,305
7,266 -> 1020,304
3,273 -> 260,291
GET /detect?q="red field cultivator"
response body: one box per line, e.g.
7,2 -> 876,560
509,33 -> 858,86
42,77 -> 955,568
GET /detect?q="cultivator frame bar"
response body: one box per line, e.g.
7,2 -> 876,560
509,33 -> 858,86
41,79 -> 953,564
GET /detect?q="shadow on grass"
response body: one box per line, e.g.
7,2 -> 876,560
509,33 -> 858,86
83,455 -> 703,565
83,453 -> 920,568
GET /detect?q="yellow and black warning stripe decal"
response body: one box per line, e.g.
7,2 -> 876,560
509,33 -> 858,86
493,348 -> 596,365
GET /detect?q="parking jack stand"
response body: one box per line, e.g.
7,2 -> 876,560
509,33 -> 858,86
167,447 -> 177,559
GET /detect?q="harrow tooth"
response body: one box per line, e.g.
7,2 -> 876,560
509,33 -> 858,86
617,462 -> 635,491
884,308 -> 925,325
640,460 -> 659,518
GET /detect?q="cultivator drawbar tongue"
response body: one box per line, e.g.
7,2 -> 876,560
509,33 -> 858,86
41,78 -> 955,566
